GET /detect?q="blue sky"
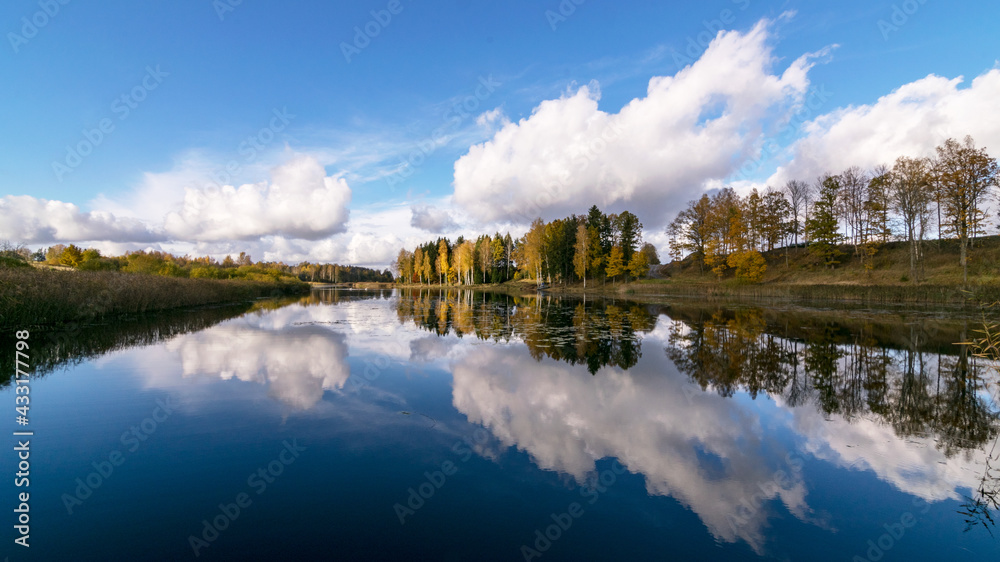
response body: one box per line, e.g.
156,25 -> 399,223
2,0 -> 999,265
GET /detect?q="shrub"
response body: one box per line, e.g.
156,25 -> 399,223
191,266 -> 225,279
157,262 -> 189,278
0,256 -> 31,268
123,252 -> 165,275
59,244 -> 84,267
727,250 -> 767,284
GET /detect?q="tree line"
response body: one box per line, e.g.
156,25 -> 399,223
0,242 -> 391,284
395,206 -> 661,287
668,136 -> 999,283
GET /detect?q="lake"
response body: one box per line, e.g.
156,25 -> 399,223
4,288 -> 1000,561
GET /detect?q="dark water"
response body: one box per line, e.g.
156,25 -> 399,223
3,289 -> 1000,561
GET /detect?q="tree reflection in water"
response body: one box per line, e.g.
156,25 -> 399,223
664,305 -> 1000,534
395,289 -> 657,374
665,307 -> 999,453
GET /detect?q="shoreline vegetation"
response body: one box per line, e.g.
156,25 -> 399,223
0,266 -> 310,329
0,244 -> 388,329
389,233 -> 1000,309
0,242 -> 391,330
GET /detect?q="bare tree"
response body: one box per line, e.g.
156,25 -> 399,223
890,156 -> 933,282
838,166 -> 870,255
784,180 -> 811,245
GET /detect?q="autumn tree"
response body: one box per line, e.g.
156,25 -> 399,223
668,194 -> 712,270
520,218 -> 546,285
587,225 -> 604,283
705,188 -> 744,277
889,156 -> 932,281
627,247 -> 649,280
491,234 -> 505,283
744,188 -> 765,251
503,233 -> 514,280
605,245 -> 624,284
413,248 -> 424,283
454,240 -> 475,285
422,251 -> 433,284
573,223 -> 590,288
727,250 -> 767,283
81,248 -> 101,263
396,249 -> 413,284
45,244 -> 66,264
436,239 -> 449,285
934,136 -> 999,283
60,244 -> 83,267
587,206 -> 611,278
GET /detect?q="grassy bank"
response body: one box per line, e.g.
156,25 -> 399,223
538,278 -> 1000,308
397,277 -> 1000,306
0,266 -> 309,329
668,235 -> 1000,286
508,236 -> 1000,308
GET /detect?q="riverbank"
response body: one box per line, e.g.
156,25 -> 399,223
0,266 -> 309,329
393,278 -> 1000,309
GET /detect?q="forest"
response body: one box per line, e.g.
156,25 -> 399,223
395,206 -> 661,287
667,136 -> 999,283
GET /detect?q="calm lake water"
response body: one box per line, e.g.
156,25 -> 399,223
4,288 -> 1000,561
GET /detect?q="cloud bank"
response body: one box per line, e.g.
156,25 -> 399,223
0,195 -> 161,244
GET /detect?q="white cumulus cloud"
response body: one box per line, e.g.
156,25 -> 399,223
163,155 -> 351,241
768,68 -> 1000,186
452,18 -> 829,227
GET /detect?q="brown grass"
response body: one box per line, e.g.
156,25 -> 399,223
0,266 -> 309,329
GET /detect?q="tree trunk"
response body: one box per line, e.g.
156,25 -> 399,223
961,239 -> 968,284
909,228 -> 916,283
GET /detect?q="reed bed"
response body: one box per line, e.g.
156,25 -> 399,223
0,266 -> 308,329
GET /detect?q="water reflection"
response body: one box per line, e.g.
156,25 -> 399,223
0,300 -> 275,387
397,291 -> 1000,550
395,289 -> 656,373
449,343 -> 816,552
167,322 -> 350,410
160,288 -> 403,410
8,287 -> 999,556
662,306 -> 1000,455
